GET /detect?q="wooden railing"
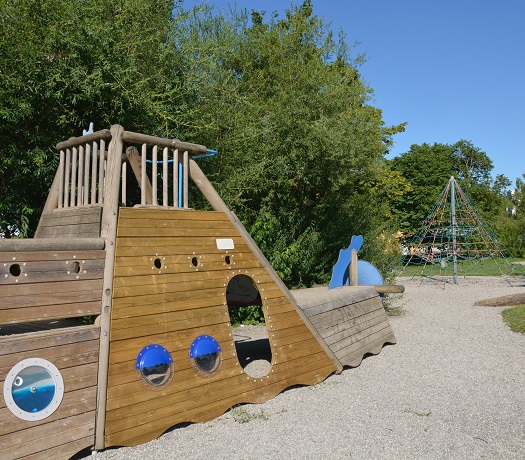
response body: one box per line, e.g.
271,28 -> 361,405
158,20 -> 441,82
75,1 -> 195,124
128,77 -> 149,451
52,127 -> 209,211
121,130 -> 207,209
56,129 -> 112,208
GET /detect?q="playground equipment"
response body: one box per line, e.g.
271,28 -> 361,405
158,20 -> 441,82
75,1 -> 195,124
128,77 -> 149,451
0,126 -> 399,459
401,176 -> 524,283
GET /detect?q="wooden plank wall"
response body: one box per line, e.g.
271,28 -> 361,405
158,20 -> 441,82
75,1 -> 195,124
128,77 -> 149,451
0,326 -> 100,460
104,207 -> 337,448
0,248 -> 105,458
292,286 -> 396,367
34,207 -> 102,239
0,250 -> 105,323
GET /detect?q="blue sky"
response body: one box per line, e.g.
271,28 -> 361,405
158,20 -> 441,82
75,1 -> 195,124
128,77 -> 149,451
180,0 -> 524,186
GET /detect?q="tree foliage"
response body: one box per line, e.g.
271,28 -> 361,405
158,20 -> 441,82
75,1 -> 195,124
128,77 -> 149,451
495,175 -> 525,257
0,0 -> 181,236
389,141 -> 511,239
172,2 -> 406,286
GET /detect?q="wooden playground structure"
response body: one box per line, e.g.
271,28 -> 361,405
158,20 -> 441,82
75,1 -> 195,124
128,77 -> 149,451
0,126 -> 400,459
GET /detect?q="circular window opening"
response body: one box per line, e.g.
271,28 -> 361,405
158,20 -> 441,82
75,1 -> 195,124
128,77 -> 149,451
9,264 -> 21,277
154,258 -> 162,269
225,255 -> 231,265
3,358 -> 64,421
190,335 -> 222,377
191,257 -> 199,267
71,261 -> 81,274
136,344 -> 174,390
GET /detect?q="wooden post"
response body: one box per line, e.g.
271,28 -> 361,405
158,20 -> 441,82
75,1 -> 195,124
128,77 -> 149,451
71,147 -> 77,206
141,143 -> 147,204
183,150 -> 189,208
98,140 -> 106,204
65,149 -> 71,207
350,249 -> 358,286
58,150 -> 64,209
78,145 -> 84,205
152,145 -> 158,205
163,147 -> 168,207
188,158 -> 343,374
91,142 -> 98,204
125,146 -> 154,205
173,149 -> 179,207
84,143 -> 91,205
95,124 -> 124,450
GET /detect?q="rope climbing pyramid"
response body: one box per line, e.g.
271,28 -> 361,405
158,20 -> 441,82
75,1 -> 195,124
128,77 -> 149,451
400,176 -> 524,283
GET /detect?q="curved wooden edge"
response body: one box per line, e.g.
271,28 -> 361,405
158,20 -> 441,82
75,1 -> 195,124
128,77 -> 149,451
104,365 -> 335,449
340,339 -> 397,368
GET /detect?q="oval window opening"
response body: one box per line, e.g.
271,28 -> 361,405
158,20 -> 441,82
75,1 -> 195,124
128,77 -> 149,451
226,274 -> 272,378
190,335 -> 222,377
135,344 -> 174,390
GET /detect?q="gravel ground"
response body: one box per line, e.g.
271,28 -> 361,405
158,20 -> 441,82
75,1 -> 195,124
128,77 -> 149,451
86,276 -> 525,460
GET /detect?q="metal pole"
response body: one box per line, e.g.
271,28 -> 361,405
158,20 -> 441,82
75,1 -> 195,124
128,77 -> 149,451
450,176 -> 458,284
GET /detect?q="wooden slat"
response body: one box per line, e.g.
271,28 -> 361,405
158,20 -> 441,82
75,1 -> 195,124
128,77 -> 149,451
0,258 -> 104,286
0,335 -> 99,373
34,206 -> 102,239
0,411 -> 95,459
0,325 -> 99,355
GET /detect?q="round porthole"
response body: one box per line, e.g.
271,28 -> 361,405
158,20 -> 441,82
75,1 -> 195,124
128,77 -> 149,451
189,335 -> 222,377
135,344 -> 174,390
3,358 -> 64,421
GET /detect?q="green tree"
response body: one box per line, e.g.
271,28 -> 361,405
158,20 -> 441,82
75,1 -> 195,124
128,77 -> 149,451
173,1 -> 406,287
389,141 -> 510,238
494,175 -> 525,257
0,0 -> 181,236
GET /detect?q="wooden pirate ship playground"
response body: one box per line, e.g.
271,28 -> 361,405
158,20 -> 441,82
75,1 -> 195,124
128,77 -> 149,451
0,126 -> 401,459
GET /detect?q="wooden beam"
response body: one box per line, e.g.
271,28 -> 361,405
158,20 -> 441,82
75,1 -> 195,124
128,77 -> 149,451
350,248 -> 358,286
95,124 -> 124,450
56,129 -> 111,150
121,130 -> 207,155
0,237 -> 104,252
374,284 -> 405,294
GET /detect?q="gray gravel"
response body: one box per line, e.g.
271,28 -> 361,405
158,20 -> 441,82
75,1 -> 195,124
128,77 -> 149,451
87,276 -> 525,460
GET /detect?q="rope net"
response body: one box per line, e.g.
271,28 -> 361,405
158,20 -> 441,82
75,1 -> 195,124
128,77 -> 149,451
400,177 -> 525,282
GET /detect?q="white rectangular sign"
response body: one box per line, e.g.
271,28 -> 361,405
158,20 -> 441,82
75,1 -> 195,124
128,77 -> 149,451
216,238 -> 235,250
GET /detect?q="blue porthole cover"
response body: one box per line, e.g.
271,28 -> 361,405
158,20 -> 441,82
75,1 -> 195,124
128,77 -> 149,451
189,335 -> 222,377
136,344 -> 174,390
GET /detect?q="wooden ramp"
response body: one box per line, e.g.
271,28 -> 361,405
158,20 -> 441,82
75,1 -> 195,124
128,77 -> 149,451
292,285 -> 396,367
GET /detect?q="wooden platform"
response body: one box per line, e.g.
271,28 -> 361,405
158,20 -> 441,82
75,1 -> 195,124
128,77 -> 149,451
292,285 -> 396,367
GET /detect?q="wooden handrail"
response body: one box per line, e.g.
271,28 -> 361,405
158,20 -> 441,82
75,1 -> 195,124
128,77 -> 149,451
56,129 -> 111,150
122,130 -> 207,155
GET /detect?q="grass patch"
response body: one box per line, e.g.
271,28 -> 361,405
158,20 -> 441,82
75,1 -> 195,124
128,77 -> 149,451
399,257 -> 525,277
502,304 -> 525,334
385,306 -> 404,316
231,405 -> 268,423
